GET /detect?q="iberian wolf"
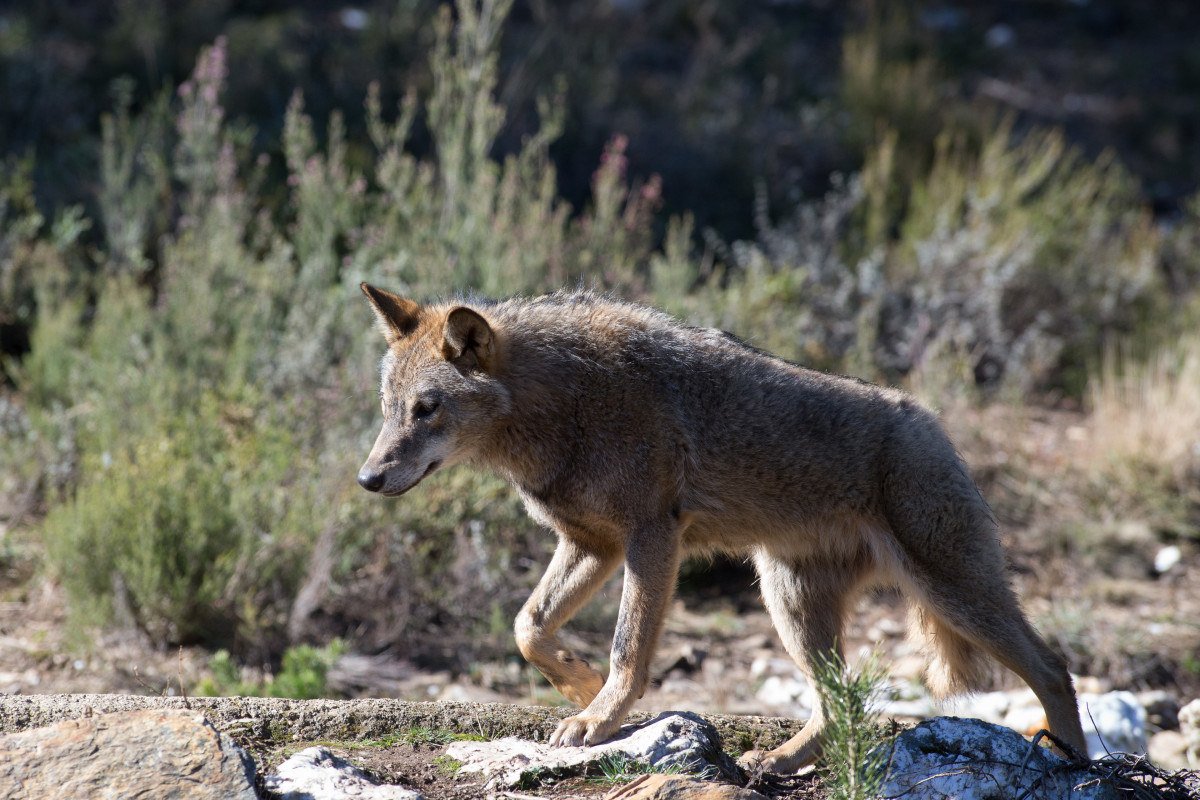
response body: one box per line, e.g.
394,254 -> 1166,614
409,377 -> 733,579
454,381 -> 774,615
356,283 -> 1087,772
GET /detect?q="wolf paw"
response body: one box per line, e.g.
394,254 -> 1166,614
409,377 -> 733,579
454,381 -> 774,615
737,749 -> 769,773
736,742 -> 820,775
548,713 -> 619,747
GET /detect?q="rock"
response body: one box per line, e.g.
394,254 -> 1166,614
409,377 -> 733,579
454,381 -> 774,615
1181,698 -> 1200,768
1148,730 -> 1190,772
959,688 -> 1149,758
952,687 -> 1047,735
435,682 -> 510,704
265,746 -> 423,800
446,711 -> 738,788
0,693 -> 805,756
0,708 -> 256,800
881,717 -> 1122,800
1154,544 -> 1182,574
1079,691 -> 1147,757
748,656 -> 799,680
603,774 -> 765,800
878,697 -> 935,719
753,675 -> 813,713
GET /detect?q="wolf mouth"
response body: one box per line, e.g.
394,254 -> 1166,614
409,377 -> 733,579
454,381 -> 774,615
383,460 -> 442,497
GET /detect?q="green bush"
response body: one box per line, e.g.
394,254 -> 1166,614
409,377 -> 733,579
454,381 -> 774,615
196,639 -> 346,699
41,392 -> 315,648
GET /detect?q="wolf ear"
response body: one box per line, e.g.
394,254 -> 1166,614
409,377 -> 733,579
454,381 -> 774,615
361,283 -> 420,344
442,307 -> 494,368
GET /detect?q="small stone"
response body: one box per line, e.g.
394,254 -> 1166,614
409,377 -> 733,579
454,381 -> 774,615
603,774 -> 766,800
879,697 -> 935,719
265,746 -> 423,800
1153,545 -> 1182,574
748,657 -> 797,680
985,23 -> 1016,49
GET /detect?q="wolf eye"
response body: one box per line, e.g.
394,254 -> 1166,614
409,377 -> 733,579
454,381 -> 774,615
412,399 -> 440,420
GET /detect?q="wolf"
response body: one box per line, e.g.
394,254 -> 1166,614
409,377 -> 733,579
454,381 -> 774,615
355,283 -> 1087,772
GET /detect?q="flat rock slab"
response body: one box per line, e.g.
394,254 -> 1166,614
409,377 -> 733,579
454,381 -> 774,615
446,711 -> 740,788
0,708 -> 256,800
0,694 -> 802,754
265,745 -> 424,800
882,716 -> 1121,800
604,774 -> 767,800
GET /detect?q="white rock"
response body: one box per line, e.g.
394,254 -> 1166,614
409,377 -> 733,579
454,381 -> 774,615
1079,691 -> 1147,758
879,697 -> 935,719
265,746 -> 423,800
954,689 -> 1014,725
1154,545 -> 1182,574
748,657 -> 799,680
1180,698 -> 1200,768
753,675 -> 813,712
446,711 -> 732,789
950,687 -> 1042,733
882,717 -> 1122,800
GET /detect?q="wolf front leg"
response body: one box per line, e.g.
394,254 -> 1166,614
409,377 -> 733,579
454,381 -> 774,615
515,536 -> 623,708
550,520 -> 680,747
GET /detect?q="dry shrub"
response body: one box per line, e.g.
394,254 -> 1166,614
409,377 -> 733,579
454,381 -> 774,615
1089,337 -> 1200,483
1084,336 -> 1200,534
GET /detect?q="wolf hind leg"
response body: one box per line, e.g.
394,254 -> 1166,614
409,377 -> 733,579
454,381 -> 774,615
904,559 -> 1087,758
738,552 -> 862,774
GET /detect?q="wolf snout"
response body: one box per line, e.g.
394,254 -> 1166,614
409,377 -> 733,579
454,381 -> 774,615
357,467 -> 386,492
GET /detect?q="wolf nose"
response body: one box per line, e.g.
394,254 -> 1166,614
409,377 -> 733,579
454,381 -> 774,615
357,469 -> 386,492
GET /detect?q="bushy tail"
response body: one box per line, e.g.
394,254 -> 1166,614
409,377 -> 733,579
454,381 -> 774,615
908,601 -> 992,698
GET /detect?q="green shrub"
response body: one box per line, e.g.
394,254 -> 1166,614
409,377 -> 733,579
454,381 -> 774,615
811,653 -> 892,800
196,639 -> 346,699
41,393 -> 316,648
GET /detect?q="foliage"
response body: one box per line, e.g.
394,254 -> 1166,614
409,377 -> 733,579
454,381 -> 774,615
587,752 -> 701,785
810,653 -> 893,800
1084,336 -> 1200,535
196,639 -> 347,699
678,116 -> 1163,399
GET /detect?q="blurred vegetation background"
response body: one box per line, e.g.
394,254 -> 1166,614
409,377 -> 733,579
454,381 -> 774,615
1,0 -> 1198,698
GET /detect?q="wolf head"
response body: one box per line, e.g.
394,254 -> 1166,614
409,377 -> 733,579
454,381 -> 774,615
357,283 -> 511,496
